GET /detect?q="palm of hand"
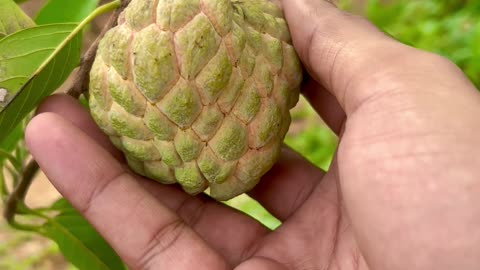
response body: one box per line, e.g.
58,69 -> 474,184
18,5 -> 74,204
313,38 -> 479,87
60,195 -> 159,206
27,92 -> 361,270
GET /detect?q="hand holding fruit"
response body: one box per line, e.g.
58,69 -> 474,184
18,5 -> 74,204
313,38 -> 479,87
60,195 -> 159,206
89,0 -> 303,200
26,0 -> 480,269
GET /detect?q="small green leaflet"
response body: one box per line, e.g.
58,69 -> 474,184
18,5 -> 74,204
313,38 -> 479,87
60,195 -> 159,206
0,24 -> 81,144
0,122 -> 22,163
36,0 -> 100,24
40,199 -> 126,270
0,0 -> 35,38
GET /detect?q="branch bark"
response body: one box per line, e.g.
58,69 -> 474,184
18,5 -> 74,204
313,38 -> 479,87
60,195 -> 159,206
3,159 -> 39,222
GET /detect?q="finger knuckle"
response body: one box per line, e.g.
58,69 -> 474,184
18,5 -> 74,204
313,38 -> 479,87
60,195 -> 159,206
134,219 -> 187,269
176,195 -> 208,228
80,171 -> 128,216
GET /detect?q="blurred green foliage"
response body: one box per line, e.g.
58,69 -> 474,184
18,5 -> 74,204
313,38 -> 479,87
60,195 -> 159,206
285,101 -> 338,171
365,0 -> 480,88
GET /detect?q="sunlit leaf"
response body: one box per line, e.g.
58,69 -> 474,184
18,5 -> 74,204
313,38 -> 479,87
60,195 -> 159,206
0,121 -> 22,151
0,0 -> 35,37
0,24 -> 81,144
36,0 -> 100,24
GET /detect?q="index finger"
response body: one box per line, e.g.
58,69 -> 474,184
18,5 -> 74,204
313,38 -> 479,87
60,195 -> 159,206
26,113 -> 228,270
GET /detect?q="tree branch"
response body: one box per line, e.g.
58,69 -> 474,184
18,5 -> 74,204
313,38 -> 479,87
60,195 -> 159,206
3,159 -> 39,222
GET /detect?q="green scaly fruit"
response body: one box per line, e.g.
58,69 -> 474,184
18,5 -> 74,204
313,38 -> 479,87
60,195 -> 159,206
88,0 -> 303,200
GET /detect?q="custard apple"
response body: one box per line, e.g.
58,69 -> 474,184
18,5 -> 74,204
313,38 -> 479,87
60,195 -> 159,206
88,0 -> 303,200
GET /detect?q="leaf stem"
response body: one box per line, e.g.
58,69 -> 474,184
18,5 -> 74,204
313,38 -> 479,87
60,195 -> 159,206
0,164 -> 7,199
8,219 -> 40,232
5,163 -> 18,185
0,149 -> 21,170
34,0 -> 122,78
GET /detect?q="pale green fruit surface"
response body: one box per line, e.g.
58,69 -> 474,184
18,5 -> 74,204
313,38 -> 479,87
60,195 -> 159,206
89,0 -> 303,200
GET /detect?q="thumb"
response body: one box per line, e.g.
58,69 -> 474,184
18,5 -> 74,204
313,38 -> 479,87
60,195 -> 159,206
281,0 -> 425,114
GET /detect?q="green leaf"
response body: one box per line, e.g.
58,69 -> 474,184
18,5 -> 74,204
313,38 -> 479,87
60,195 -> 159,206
0,23 -> 82,144
0,148 -> 21,169
39,199 -> 126,270
0,0 -> 35,37
0,0 -> 120,144
0,24 -> 79,93
49,197 -> 75,211
36,0 -> 100,24
0,121 -> 22,149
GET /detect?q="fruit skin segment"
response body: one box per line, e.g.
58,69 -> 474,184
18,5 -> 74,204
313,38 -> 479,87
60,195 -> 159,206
89,0 -> 303,201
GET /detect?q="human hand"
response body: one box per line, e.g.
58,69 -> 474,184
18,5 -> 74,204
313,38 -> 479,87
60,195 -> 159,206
25,0 -> 480,269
